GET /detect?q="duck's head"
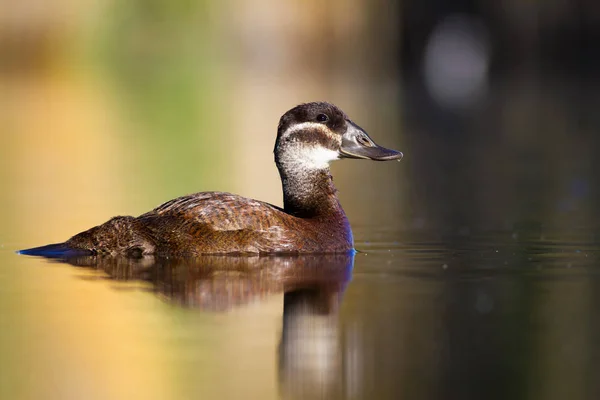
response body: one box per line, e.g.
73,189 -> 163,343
274,102 -> 403,169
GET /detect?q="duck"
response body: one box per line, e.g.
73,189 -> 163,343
19,102 -> 402,257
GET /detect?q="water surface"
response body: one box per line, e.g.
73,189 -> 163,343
3,226 -> 600,400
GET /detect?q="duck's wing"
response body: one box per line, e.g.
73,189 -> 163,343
140,191 -> 287,230
137,192 -> 310,254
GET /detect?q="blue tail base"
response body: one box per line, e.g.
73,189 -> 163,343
17,243 -> 93,259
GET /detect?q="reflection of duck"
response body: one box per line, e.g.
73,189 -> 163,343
60,251 -> 353,398
62,252 -> 354,312
20,102 -> 401,257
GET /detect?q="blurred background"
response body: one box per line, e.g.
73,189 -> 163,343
2,0 -> 600,399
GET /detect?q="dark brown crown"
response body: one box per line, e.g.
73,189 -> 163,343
277,102 -> 349,138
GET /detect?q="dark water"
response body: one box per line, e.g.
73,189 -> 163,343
3,225 -> 600,400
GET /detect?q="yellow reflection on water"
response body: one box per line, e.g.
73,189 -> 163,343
1,254 -> 294,400
1,255 -> 172,399
0,251 -> 354,399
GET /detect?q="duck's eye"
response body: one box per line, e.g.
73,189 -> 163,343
316,114 -> 329,123
357,135 -> 373,147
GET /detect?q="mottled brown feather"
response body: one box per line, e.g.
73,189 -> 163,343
66,191 -> 353,256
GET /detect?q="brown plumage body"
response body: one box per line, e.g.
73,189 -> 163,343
20,102 -> 402,258
66,190 -> 352,256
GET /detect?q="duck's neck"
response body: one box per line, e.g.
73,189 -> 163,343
276,160 -> 344,219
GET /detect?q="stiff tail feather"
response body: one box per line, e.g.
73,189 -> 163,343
17,243 -> 93,258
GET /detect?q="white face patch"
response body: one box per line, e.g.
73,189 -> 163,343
280,122 -> 327,139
